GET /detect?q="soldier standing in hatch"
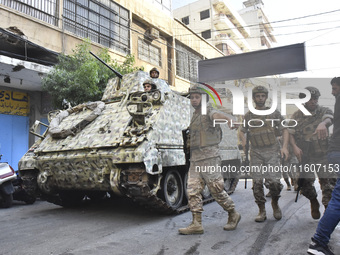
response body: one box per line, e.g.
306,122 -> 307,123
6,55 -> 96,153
143,79 -> 157,92
178,86 -> 241,235
149,67 -> 159,79
239,86 -> 289,222
289,86 -> 335,219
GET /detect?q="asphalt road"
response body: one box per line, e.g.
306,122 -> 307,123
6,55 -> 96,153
0,180 -> 339,255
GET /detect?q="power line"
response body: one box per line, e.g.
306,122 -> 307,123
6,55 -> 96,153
73,5 -> 340,76
175,22 -> 340,42
172,8 -> 340,35
102,6 -> 340,59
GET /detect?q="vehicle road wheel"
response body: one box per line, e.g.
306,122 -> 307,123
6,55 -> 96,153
23,194 -> 36,205
183,172 -> 188,203
0,193 -> 13,208
161,170 -> 184,209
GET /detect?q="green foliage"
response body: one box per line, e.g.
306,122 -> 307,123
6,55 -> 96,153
42,39 -> 143,108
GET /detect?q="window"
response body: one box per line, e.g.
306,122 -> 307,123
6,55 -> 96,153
155,0 -> 171,12
216,43 -> 232,55
1,0 -> 59,26
201,30 -> 211,39
182,16 -> 189,25
138,38 -> 161,66
63,0 -> 130,54
200,9 -> 210,20
175,41 -> 203,82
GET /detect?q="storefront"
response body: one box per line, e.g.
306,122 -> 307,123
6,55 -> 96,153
0,27 -> 58,169
0,90 -> 29,169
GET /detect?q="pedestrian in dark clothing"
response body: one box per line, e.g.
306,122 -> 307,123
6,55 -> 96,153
307,77 -> 340,255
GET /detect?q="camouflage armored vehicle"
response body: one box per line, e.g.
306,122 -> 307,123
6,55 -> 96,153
18,70 -> 241,213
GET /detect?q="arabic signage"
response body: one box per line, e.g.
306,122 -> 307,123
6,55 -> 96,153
0,90 -> 30,116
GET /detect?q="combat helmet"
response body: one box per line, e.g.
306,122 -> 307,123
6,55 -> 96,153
143,79 -> 157,90
252,86 -> 268,98
299,86 -> 321,99
189,85 -> 209,101
149,67 -> 159,78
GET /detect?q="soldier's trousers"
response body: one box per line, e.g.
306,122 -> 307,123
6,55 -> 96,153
250,146 -> 283,205
187,156 -> 235,213
300,155 -> 336,207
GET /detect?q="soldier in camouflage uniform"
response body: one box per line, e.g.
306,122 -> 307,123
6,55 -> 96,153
143,79 -> 157,92
149,67 -> 159,78
289,86 -> 335,219
178,86 -> 241,235
239,86 -> 289,222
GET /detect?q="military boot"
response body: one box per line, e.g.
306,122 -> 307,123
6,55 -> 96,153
310,198 -> 321,219
271,197 -> 282,220
255,204 -> 267,222
178,212 -> 204,235
284,178 -> 292,191
224,209 -> 241,231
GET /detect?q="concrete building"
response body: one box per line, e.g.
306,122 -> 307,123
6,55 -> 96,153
239,0 -> 277,50
173,0 -> 277,54
0,0 -> 224,168
173,0 -> 251,55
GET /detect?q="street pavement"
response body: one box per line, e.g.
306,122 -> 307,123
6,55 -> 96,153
0,180 -> 339,255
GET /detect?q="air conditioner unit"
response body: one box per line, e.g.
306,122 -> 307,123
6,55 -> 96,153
149,28 -> 159,40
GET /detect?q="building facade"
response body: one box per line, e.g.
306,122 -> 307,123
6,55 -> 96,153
173,0 -> 277,55
0,0 -> 224,168
238,0 -> 276,50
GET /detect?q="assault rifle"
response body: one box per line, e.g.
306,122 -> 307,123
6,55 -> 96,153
295,141 -> 311,202
182,128 -> 190,167
243,130 -> 250,189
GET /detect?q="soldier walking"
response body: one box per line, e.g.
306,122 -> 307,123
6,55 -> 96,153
307,78 -> 340,255
289,86 -> 336,219
239,86 -> 289,222
178,86 -> 241,235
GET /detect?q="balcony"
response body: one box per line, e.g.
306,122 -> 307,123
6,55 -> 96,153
213,14 -> 251,52
212,0 -> 250,37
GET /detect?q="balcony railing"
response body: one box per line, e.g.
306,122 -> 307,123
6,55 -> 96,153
1,0 -> 59,26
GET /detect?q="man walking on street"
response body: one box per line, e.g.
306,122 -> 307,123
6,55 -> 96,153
239,86 -> 289,222
289,87 -> 335,219
307,77 -> 340,255
178,85 -> 241,235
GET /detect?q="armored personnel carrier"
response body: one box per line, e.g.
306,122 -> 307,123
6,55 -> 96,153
18,70 -> 241,213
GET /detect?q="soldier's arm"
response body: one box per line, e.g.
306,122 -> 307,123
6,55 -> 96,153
239,130 -> 247,152
313,117 -> 332,140
281,129 -> 290,160
289,133 -> 303,163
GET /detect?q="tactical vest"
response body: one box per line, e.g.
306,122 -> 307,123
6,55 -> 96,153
247,113 -> 277,148
189,108 -> 222,149
294,107 -> 329,156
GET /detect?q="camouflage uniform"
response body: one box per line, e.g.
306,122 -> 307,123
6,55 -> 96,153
188,106 -> 235,213
290,105 -> 336,207
284,143 -> 299,189
179,88 -> 240,235
280,137 -> 298,190
241,109 -> 285,205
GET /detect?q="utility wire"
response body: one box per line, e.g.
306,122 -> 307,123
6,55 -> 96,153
172,9 -> 340,34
